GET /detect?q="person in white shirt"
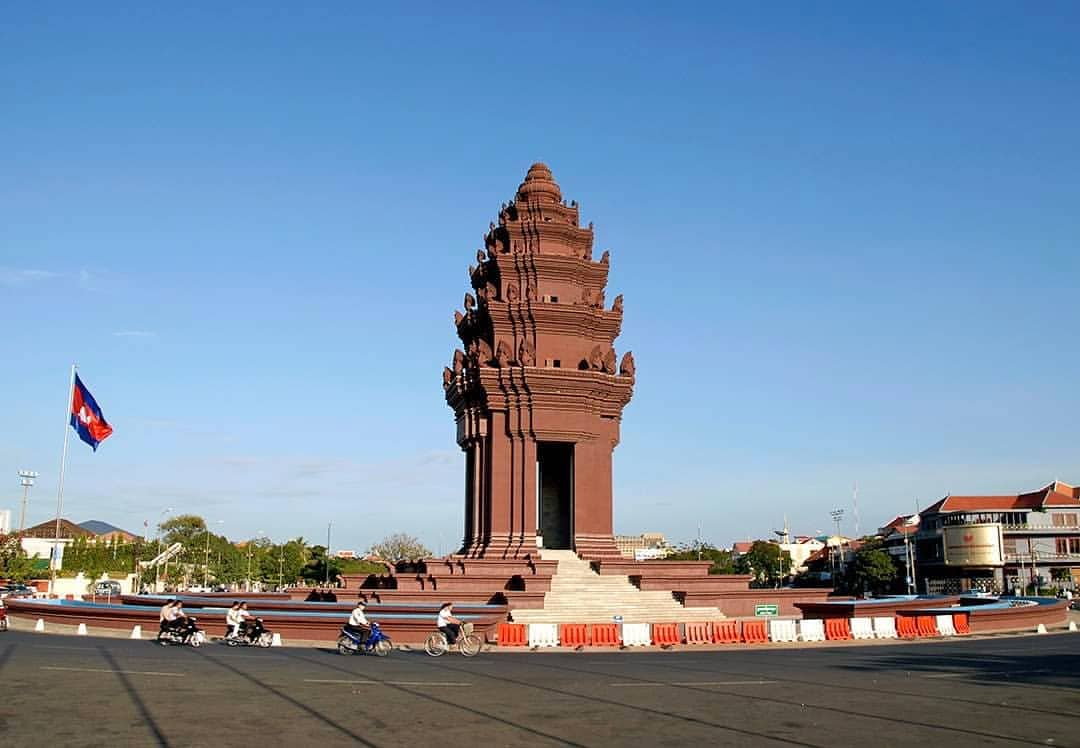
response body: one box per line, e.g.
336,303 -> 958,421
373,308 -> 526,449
437,602 -> 462,645
344,601 -> 372,644
225,602 -> 242,638
157,599 -> 177,641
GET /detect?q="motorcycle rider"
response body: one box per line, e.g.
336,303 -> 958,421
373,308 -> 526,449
157,599 -> 179,641
236,602 -> 255,641
343,600 -> 372,645
437,602 -> 462,645
225,601 -> 242,639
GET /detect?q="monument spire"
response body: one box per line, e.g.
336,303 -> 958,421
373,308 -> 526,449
444,164 -> 634,559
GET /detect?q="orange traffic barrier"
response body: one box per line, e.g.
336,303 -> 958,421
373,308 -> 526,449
559,623 -> 590,647
684,622 -> 713,645
895,616 -> 917,639
916,616 -> 937,637
825,618 -> 852,641
590,623 -> 621,647
652,623 -> 681,646
713,621 -> 742,644
952,613 -> 970,635
741,620 -> 768,644
496,623 -> 527,647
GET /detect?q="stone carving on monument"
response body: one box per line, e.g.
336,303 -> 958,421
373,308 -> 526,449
444,163 -> 634,559
619,351 -> 636,378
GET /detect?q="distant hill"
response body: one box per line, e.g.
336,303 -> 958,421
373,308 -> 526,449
79,520 -> 132,536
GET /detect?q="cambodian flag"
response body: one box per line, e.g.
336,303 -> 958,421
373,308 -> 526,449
71,374 -> 113,451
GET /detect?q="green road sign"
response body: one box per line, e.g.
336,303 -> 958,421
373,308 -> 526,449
754,604 -> 779,617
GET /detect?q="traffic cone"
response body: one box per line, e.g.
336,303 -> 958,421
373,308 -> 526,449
77,623 -> 88,636
130,625 -> 143,639
271,633 -> 282,647
34,618 -> 45,632
1036,623 -> 1047,634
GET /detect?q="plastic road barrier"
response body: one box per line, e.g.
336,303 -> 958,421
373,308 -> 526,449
497,623 -> 527,647
825,618 -> 852,641
798,619 -> 826,642
590,623 -> 621,647
935,614 -> 957,637
916,616 -> 938,637
559,623 -> 589,648
621,623 -> 652,647
742,620 -> 768,644
872,617 -> 898,639
768,619 -> 798,643
684,622 -> 712,645
951,613 -> 970,635
895,616 -> 918,639
850,617 -> 875,640
652,623 -> 681,646
528,623 -> 560,648
713,620 -> 742,644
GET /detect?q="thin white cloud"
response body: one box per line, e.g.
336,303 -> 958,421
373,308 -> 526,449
0,268 -> 57,286
112,330 -> 157,338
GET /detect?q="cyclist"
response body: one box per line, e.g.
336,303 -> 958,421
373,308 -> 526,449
437,602 -> 462,646
344,600 -> 372,645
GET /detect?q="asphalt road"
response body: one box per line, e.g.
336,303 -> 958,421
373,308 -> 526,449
0,631 -> 1077,747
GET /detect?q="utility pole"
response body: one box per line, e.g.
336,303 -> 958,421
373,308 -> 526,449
17,470 -> 39,534
325,521 -> 332,586
830,509 -> 845,583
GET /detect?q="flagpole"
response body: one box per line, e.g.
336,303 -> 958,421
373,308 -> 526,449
49,363 -> 77,595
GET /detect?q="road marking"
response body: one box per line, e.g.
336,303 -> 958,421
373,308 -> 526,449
303,679 -> 471,687
923,673 -> 966,678
610,680 -> 776,687
42,666 -> 184,677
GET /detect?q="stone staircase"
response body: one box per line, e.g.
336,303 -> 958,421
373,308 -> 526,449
509,550 -> 724,624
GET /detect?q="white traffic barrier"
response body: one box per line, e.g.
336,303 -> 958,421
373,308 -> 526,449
850,617 -> 875,640
872,617 -> 898,639
270,632 -> 283,647
1036,623 -> 1047,634
1069,621 -> 1077,632
935,614 -> 957,637
528,623 -> 559,648
77,623 -> 88,636
34,618 -> 45,632
130,625 -> 142,639
798,619 -> 826,642
621,623 -> 651,647
768,619 -> 798,643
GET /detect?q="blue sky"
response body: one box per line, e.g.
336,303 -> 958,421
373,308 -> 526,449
2,2 -> 1077,553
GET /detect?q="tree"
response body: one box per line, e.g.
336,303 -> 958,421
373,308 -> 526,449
665,543 -> 737,575
368,533 -> 431,563
0,533 -> 35,582
735,541 -> 791,587
848,539 -> 899,596
160,514 -> 207,549
300,544 -> 341,584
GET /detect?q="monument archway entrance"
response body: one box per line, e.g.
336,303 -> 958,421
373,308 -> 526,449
537,442 -> 574,550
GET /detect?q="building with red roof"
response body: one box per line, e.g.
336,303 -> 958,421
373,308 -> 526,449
910,481 -> 1080,595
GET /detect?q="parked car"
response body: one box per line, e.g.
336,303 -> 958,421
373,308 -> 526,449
0,584 -> 34,599
93,581 -> 122,597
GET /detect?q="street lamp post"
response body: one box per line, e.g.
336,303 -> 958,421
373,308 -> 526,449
829,509 -> 845,582
247,530 -> 265,591
17,470 -> 39,534
155,507 -> 172,592
203,520 -> 224,589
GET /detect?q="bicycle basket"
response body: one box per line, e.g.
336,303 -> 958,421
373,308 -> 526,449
461,622 -> 474,635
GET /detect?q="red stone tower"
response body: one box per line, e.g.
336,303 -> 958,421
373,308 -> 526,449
443,164 -> 635,560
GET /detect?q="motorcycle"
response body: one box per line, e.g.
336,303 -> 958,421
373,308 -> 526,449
225,617 -> 274,648
0,603 -> 7,632
157,616 -> 205,647
337,621 -> 392,657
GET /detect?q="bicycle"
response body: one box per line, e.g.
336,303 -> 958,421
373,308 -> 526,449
424,621 -> 482,657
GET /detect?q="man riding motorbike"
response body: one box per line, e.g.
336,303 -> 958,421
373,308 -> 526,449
343,601 -> 372,645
